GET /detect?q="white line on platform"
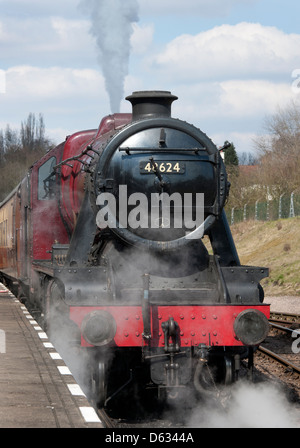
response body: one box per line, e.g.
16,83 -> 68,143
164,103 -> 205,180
57,365 -> 72,375
50,352 -> 62,360
67,384 -> 86,396
79,407 -> 101,423
38,332 -> 48,339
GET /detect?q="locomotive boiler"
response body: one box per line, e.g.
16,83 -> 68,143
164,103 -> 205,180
0,91 -> 270,407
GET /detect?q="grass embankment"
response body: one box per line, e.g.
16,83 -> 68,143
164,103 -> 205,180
230,217 -> 300,296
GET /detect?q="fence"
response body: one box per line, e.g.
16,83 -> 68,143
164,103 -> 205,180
226,192 -> 300,225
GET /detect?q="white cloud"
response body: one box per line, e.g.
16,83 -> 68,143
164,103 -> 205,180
0,21 -> 13,43
218,80 -> 293,116
0,5 -> 298,154
211,131 -> 260,154
5,66 -> 105,100
149,23 -> 300,81
169,79 -> 293,122
161,79 -> 295,154
0,65 -> 110,144
0,17 -> 94,68
50,17 -> 92,50
131,23 -> 154,55
47,127 -> 74,144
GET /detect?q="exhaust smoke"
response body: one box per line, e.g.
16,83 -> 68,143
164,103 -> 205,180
79,0 -> 139,113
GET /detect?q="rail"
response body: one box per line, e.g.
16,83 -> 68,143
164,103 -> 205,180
257,346 -> 300,376
256,311 -> 300,377
96,408 -> 115,428
270,322 -> 300,336
269,311 -> 300,325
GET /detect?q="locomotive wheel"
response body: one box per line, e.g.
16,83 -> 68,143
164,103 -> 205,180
44,279 -> 70,341
224,356 -> 234,385
194,357 -> 234,397
91,359 -> 108,408
194,361 -> 217,396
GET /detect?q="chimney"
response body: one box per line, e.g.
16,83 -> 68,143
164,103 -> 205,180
126,90 -> 178,121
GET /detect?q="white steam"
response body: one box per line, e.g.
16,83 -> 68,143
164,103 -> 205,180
187,382 -> 300,428
79,0 -> 139,113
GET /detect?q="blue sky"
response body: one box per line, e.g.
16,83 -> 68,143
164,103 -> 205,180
0,0 -> 299,156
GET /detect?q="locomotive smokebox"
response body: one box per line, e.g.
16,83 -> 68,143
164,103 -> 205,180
126,90 -> 178,120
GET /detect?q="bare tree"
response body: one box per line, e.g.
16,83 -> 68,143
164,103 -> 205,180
254,100 -> 300,197
0,113 -> 53,202
20,113 -> 47,152
4,124 -> 19,153
238,151 -> 258,165
0,130 -> 4,163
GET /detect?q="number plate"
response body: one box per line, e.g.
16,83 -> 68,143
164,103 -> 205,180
140,161 -> 185,174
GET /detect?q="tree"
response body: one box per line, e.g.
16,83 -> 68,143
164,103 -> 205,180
224,141 -> 239,166
0,113 -> 53,202
238,151 -> 258,165
0,130 -> 4,163
254,100 -> 300,197
223,141 -> 240,207
20,113 -> 48,152
4,124 -> 19,153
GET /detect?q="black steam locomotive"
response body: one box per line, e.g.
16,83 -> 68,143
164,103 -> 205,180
0,91 -> 269,408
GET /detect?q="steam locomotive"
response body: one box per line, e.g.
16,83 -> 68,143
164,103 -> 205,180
0,91 -> 269,407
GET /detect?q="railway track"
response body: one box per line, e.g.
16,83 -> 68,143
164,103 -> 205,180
96,408 -> 116,428
257,346 -> 300,376
269,311 -> 300,325
255,311 -> 300,381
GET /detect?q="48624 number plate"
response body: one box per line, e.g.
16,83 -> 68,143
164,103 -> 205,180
140,161 -> 185,174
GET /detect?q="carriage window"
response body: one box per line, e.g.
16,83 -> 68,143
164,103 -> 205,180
0,220 -> 7,246
38,157 -> 57,200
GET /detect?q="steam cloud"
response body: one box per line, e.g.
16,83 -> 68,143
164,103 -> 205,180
184,382 -> 300,428
79,0 -> 139,113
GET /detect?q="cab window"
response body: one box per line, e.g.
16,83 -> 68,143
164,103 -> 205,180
38,157 -> 57,200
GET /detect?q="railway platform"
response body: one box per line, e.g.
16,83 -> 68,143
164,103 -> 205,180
0,283 -> 103,428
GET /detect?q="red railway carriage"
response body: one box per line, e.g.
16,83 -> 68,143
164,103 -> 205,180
0,91 -> 270,406
0,189 -> 20,276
